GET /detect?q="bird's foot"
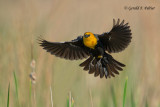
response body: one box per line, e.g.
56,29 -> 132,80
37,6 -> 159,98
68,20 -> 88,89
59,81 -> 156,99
97,55 -> 103,58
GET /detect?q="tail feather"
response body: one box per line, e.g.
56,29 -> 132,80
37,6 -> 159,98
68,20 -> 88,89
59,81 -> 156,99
106,64 -> 115,78
102,58 -> 116,78
109,63 -> 119,74
80,56 -> 93,71
84,64 -> 90,71
107,64 -> 115,77
99,65 -> 104,78
88,58 -> 96,74
79,56 -> 93,67
104,67 -> 108,79
94,64 -> 100,77
112,58 -> 125,67
110,60 -> 123,71
103,53 -> 125,78
79,53 -> 125,79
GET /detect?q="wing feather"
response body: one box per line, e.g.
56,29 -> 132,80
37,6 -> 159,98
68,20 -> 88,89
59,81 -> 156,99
39,36 -> 89,60
98,19 -> 132,53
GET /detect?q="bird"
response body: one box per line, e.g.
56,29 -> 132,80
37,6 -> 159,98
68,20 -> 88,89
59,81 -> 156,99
39,19 -> 132,79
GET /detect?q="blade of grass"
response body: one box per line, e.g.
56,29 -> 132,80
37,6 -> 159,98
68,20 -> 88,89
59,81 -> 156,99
66,96 -> 69,107
123,77 -> 128,107
50,86 -> 53,107
71,97 -> 74,107
69,91 -> 71,107
7,83 -> 10,107
13,71 -> 18,99
145,99 -> 148,107
66,92 -> 74,107
29,80 -> 32,99
131,90 -> 135,107
111,85 -> 117,107
29,80 -> 32,107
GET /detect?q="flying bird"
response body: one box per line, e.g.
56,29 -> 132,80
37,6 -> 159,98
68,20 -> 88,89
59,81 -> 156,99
39,19 -> 132,79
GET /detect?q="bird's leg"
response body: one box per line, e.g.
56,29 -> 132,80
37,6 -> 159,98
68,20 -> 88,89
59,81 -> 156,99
97,55 -> 103,58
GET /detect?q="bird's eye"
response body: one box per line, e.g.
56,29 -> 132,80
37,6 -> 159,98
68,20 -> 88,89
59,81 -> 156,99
85,34 -> 90,38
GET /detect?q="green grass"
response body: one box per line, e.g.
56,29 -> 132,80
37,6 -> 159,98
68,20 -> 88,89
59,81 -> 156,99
66,92 -> 74,107
13,71 -> 18,99
111,85 -> 117,107
13,71 -> 20,106
66,96 -> 69,107
131,90 -> 135,107
123,77 -> 128,107
145,99 -> 149,107
6,76 -> 155,107
7,83 -> 10,107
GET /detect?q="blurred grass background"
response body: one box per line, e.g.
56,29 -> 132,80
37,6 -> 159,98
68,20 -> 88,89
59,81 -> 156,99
0,0 -> 160,107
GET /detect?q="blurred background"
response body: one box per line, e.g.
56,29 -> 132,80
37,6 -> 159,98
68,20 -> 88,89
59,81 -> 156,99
0,0 -> 160,107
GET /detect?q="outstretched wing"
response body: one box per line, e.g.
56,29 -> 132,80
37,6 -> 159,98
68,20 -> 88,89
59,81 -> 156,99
98,19 -> 132,53
39,36 -> 89,60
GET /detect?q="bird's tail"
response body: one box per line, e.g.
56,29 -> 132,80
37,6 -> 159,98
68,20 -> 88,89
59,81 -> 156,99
79,53 -> 125,79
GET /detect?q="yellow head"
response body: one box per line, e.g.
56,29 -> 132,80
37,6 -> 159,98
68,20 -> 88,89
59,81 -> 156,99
83,32 -> 98,49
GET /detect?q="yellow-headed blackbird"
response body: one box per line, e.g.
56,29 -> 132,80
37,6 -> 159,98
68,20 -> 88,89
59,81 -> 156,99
39,19 -> 132,79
